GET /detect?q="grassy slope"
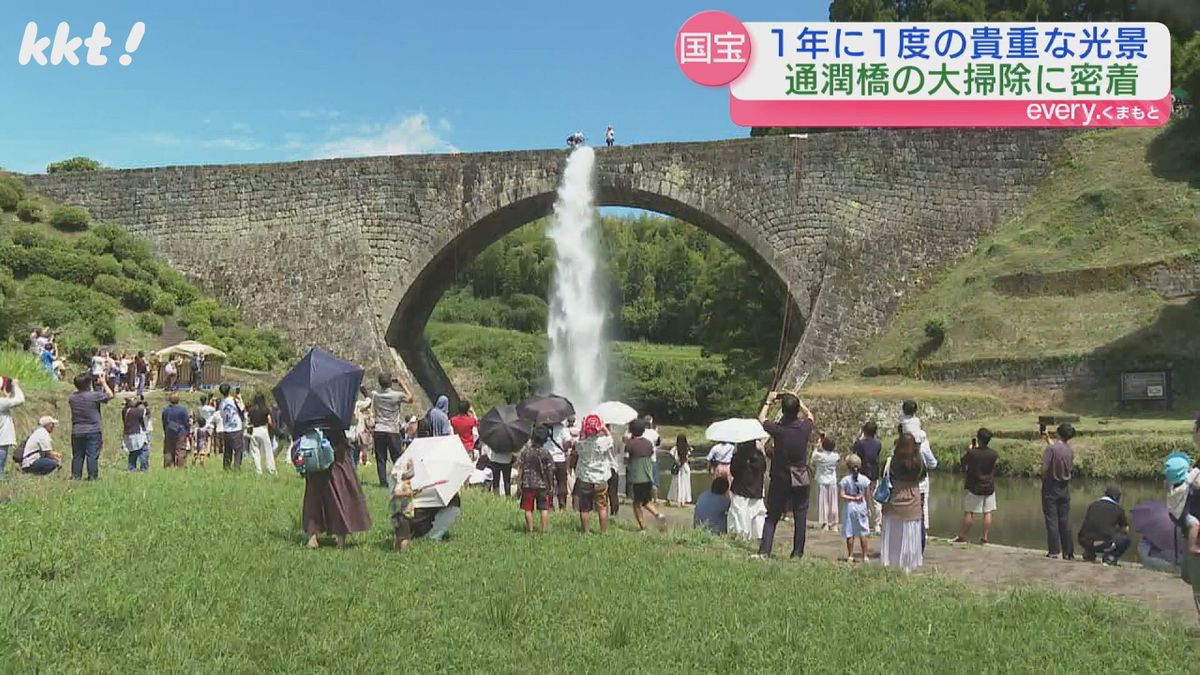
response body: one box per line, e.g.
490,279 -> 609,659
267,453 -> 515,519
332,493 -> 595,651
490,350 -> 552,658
0,204 -> 164,360
852,126 -> 1199,369
0,472 -> 1193,672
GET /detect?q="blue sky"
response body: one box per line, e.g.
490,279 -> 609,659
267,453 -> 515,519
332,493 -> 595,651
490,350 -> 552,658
0,1 -> 824,174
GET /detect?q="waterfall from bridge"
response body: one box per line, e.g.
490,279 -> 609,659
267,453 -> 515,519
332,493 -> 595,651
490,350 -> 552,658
546,146 -> 606,414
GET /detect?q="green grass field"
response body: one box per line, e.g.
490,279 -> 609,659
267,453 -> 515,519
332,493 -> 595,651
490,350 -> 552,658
0,468 -> 1195,672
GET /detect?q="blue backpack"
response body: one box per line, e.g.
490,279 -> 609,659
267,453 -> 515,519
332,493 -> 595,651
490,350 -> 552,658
291,429 -> 335,475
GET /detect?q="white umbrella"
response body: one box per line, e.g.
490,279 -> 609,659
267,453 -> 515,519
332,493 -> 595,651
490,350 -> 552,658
704,418 -> 769,444
591,401 -> 638,426
405,436 -> 474,508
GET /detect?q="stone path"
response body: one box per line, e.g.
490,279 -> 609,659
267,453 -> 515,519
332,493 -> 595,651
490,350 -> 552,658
613,502 -> 1198,624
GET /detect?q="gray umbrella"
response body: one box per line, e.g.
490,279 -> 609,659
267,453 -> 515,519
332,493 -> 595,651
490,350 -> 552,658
516,394 -> 575,426
478,405 -> 530,454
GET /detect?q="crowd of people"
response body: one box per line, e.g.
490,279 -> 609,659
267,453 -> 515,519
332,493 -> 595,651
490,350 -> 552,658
4,358 -> 1200,619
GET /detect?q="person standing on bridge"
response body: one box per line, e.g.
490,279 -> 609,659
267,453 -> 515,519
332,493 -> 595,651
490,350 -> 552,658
368,373 -> 414,487
605,125 -> 614,147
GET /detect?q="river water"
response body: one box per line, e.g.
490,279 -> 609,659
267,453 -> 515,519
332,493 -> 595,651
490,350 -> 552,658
662,467 -> 1164,553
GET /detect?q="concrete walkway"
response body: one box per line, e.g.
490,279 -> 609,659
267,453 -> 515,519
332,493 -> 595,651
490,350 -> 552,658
617,501 -> 1198,624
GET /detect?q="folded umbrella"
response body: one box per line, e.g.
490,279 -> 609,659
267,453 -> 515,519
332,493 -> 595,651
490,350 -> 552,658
478,404 -> 530,454
704,418 -> 769,444
517,394 -> 575,426
592,401 -> 638,426
1131,500 -> 1184,556
272,347 -> 364,435
406,436 -> 475,509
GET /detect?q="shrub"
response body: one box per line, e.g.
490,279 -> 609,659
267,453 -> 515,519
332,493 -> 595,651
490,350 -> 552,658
228,345 -> 270,371
57,321 -> 97,363
47,249 -> 101,285
94,254 -> 121,279
151,292 -> 176,315
49,206 -> 90,232
135,313 -> 164,335
500,293 -> 548,333
0,265 -> 14,299
111,234 -> 151,264
120,280 -> 155,311
91,221 -> 124,245
92,274 -> 127,298
90,315 -> 117,344
177,298 -> 219,328
0,182 -> 18,211
209,306 -> 239,328
0,175 -> 24,199
74,233 -> 108,256
9,224 -> 54,249
121,259 -> 156,284
924,316 -> 947,344
152,264 -> 201,304
46,156 -> 103,174
16,200 -> 42,223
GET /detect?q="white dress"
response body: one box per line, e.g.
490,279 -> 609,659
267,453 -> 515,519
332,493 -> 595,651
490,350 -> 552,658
666,447 -> 692,504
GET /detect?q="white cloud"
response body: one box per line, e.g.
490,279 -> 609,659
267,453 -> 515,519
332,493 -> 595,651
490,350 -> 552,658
202,137 -> 264,151
145,132 -> 182,147
312,113 -> 455,159
283,108 -> 340,121
231,121 -> 252,132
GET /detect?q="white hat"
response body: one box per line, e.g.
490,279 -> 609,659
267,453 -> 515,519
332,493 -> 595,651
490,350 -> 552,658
39,415 -> 58,426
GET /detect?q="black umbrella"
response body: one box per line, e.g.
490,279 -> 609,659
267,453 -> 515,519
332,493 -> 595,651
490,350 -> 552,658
516,394 -> 575,426
271,347 -> 363,435
478,405 -> 530,454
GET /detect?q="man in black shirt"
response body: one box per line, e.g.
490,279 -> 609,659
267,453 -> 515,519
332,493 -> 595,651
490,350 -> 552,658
757,392 -> 815,559
852,421 -> 883,534
954,428 -> 999,544
1077,485 -> 1131,566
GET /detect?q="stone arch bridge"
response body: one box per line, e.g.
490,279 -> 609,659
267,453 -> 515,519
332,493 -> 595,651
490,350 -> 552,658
28,131 -> 1063,404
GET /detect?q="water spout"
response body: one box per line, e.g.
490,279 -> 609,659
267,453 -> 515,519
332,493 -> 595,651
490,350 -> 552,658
546,146 -> 606,414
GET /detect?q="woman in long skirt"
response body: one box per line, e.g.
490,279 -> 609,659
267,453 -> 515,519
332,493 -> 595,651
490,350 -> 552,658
666,434 -> 692,506
881,433 -> 926,573
302,428 -> 372,549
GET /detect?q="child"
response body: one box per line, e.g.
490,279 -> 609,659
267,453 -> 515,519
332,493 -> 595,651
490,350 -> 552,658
840,454 -> 872,562
1165,453 -> 1200,553
899,399 -> 938,543
468,454 -> 493,489
389,456 -> 417,552
812,434 -> 840,531
518,426 -> 555,533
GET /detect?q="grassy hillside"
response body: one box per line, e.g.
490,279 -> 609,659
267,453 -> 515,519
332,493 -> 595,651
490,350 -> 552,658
426,321 -> 762,423
0,173 -> 293,379
0,471 -> 1193,671
848,125 -> 1200,405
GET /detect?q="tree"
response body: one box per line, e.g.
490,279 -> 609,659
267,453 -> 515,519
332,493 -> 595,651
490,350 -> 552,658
46,156 -> 104,174
1178,33 -> 1200,100
927,0 -> 987,20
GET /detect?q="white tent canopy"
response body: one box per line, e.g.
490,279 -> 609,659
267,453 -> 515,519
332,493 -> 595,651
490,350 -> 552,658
154,341 -> 227,361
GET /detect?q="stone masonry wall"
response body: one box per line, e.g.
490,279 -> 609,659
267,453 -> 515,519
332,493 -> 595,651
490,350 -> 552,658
27,131 -> 1065,402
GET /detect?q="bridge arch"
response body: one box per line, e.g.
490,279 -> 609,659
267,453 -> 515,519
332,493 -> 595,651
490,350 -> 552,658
385,179 -> 808,404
